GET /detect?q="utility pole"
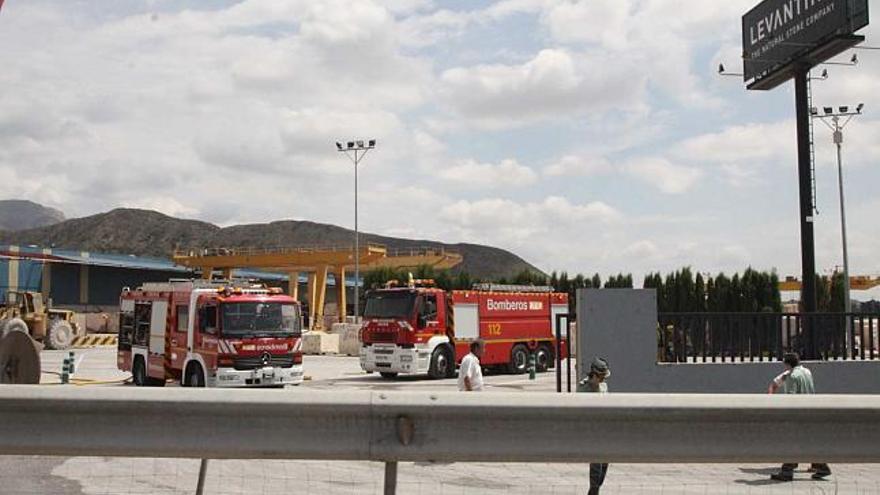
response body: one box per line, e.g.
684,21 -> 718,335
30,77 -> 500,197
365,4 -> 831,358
812,103 -> 863,356
793,68 -> 819,358
336,139 -> 376,322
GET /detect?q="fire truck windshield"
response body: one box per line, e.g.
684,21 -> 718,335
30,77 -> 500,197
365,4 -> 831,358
220,302 -> 301,337
363,291 -> 415,319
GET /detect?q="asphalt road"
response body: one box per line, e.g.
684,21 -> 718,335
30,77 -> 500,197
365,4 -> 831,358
0,456 -> 81,495
38,347 -> 571,391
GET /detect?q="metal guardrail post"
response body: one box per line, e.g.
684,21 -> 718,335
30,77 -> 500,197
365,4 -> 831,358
554,313 -> 572,393
555,313 -> 563,393
566,318 -> 572,393
196,459 -> 208,495
383,461 -> 397,495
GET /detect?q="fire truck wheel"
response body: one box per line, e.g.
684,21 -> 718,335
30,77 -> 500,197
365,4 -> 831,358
132,357 -> 147,386
186,363 -> 205,387
508,344 -> 529,374
535,345 -> 552,372
428,346 -> 453,380
379,372 -> 398,379
45,319 -> 74,350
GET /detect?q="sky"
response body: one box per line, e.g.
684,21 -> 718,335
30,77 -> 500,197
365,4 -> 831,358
0,0 -> 878,284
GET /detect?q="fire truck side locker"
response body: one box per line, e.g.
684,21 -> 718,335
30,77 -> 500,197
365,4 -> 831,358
148,299 -> 168,380
453,302 -> 479,340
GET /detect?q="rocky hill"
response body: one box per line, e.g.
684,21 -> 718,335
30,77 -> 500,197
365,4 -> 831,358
0,200 -> 65,231
0,207 -> 542,280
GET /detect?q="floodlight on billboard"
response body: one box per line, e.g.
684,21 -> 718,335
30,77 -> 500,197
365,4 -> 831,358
742,0 -> 869,90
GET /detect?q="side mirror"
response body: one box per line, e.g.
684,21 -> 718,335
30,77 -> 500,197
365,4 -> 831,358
417,315 -> 427,328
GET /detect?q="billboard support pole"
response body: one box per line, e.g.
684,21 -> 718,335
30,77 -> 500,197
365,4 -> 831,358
794,68 -> 818,359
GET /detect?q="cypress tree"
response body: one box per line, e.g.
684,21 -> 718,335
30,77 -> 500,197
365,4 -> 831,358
694,272 -> 706,312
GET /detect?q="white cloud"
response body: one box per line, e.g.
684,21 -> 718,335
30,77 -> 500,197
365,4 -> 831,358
720,163 -> 761,188
622,240 -> 660,259
675,121 -> 796,164
543,155 -> 612,177
439,48 -> 643,129
623,158 -> 702,194
440,196 -> 620,241
536,0 -> 747,108
439,158 -> 537,187
540,0 -> 631,48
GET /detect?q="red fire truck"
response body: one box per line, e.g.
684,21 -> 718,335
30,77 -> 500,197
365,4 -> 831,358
117,280 -> 304,387
359,282 -> 568,379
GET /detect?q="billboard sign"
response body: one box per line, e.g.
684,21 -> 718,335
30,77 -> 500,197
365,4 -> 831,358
743,0 -> 869,90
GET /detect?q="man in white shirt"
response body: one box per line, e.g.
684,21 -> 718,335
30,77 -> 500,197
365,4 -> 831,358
458,340 -> 484,391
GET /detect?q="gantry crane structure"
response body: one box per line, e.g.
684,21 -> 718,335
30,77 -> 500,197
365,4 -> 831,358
172,244 -> 463,330
779,275 -> 880,292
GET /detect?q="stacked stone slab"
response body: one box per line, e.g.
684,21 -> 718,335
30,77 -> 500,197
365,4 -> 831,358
301,323 -> 362,355
301,332 -> 340,355
332,323 -> 362,357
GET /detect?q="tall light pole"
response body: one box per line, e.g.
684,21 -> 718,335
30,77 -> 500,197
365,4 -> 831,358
336,139 -> 376,322
811,103 -> 863,316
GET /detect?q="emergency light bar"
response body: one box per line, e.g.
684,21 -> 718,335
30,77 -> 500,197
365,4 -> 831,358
471,283 -> 554,293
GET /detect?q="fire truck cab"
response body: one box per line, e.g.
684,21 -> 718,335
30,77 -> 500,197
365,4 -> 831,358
117,280 -> 304,388
359,282 -> 568,379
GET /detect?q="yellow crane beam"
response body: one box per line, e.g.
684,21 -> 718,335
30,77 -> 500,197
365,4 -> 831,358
779,275 -> 880,291
172,244 -> 388,273
375,247 -> 463,270
171,244 -> 463,331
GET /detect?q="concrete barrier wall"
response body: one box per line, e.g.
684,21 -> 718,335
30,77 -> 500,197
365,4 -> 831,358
1,386 -> 880,463
577,288 -> 880,394
331,323 -> 362,356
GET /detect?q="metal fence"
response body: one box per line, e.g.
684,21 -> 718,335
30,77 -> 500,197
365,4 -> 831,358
658,312 -> 880,363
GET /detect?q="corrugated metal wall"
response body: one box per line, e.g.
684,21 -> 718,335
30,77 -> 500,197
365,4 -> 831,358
0,253 -> 328,309
87,266 -> 184,306
0,258 -> 43,299
0,260 -> 8,297
50,263 -> 80,305
17,260 -> 42,292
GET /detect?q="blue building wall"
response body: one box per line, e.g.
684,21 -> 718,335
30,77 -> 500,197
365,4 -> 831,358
18,260 -> 43,293
0,245 -> 353,310
87,266 -> 184,306
0,260 -> 7,296
0,259 -> 42,299
50,263 -> 80,305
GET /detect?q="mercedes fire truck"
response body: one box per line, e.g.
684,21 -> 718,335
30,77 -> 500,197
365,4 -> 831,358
117,280 -> 303,387
359,282 -> 568,379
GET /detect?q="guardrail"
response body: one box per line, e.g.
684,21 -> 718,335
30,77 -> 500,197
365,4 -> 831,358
6,387 -> 880,461
2,387 -> 880,494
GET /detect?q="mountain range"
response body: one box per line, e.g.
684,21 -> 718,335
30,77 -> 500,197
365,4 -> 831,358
0,200 -> 66,231
0,205 -> 543,280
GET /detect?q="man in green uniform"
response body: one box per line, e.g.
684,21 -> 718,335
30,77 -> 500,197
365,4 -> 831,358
768,352 -> 831,482
578,357 -> 610,494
